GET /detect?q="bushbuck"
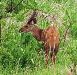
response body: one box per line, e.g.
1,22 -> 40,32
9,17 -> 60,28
19,10 -> 60,65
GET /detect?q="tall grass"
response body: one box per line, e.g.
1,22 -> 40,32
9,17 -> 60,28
0,0 -> 77,75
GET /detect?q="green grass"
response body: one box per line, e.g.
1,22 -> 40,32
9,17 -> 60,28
0,63 -> 70,75
0,0 -> 77,75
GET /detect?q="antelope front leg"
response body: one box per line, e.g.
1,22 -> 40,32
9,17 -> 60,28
44,45 -> 49,67
45,49 -> 49,66
52,53 -> 56,65
50,51 -> 56,65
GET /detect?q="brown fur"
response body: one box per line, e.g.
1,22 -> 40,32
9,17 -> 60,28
19,25 -> 60,65
44,25 -> 60,65
19,11 -> 60,65
27,10 -> 37,25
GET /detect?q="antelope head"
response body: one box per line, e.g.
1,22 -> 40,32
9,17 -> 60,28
19,10 -> 37,33
19,24 -> 36,33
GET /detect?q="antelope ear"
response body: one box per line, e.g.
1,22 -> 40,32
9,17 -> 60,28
19,28 -> 22,32
27,10 -> 37,25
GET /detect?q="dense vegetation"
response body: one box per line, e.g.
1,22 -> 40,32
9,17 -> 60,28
0,0 -> 77,75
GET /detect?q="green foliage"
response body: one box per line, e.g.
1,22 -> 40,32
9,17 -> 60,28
67,39 -> 77,64
0,0 -> 77,74
71,24 -> 77,38
0,1 -> 7,18
0,48 -> 13,68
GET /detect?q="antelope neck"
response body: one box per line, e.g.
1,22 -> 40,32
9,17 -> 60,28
31,25 -> 44,41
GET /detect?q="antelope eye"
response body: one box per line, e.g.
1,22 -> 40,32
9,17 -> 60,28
25,25 -> 28,27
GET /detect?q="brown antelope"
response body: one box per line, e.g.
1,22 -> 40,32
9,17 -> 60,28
19,10 -> 60,66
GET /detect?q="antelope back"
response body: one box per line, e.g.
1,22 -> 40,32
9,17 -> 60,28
44,25 -> 60,47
